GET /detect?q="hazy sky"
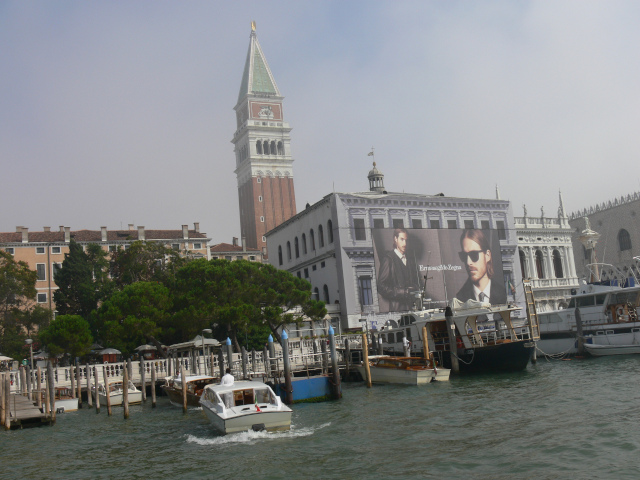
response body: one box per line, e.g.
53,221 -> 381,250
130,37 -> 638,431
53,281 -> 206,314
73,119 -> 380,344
3,1 -> 640,242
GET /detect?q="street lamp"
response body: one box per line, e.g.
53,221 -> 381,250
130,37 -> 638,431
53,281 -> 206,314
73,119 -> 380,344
25,338 -> 33,370
201,328 -> 212,375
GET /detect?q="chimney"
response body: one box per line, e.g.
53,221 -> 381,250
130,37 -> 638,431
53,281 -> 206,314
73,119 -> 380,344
59,226 -> 64,232
43,226 -> 51,232
128,224 -> 134,231
232,237 -> 238,247
64,227 -> 71,243
138,226 -> 145,241
101,226 -> 108,242
194,222 -> 200,233
182,225 -> 189,239
21,227 -> 28,243
242,236 -> 246,252
16,226 -> 23,233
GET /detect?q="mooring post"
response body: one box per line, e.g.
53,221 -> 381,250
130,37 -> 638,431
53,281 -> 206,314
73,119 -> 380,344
210,353 -> 215,379
268,335 -> 276,376
251,349 -> 257,377
26,366 -> 32,401
218,350 -> 225,379
344,338 -> 351,376
225,338 -> 233,375
127,358 -> 133,382
20,366 -> 26,397
123,365 -> 130,419
0,374 -> 5,429
263,344 -> 269,376
321,338 -> 329,374
362,333 -> 372,388
69,365 -> 75,398
422,326 -> 430,362
47,362 -> 56,421
151,364 -> 157,408
140,356 -> 147,403
181,364 -> 188,413
6,374 -> 13,428
103,365 -> 112,416
94,366 -> 100,414
445,306 -> 460,374
281,330 -> 293,405
241,347 -> 248,380
328,326 -> 342,399
85,364 -> 92,407
36,366 -> 42,409
77,364 -> 83,408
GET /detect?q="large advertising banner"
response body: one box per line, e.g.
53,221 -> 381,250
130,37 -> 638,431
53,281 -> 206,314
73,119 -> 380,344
372,228 -> 506,313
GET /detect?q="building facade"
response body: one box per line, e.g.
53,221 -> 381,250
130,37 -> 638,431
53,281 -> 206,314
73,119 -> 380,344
210,237 -> 264,262
232,24 -> 296,252
266,164 -> 525,331
0,223 -> 211,312
514,194 -> 580,312
569,191 -> 640,285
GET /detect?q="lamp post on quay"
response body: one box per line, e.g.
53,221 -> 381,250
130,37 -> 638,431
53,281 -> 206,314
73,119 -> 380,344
25,338 -> 34,370
201,329 -> 212,375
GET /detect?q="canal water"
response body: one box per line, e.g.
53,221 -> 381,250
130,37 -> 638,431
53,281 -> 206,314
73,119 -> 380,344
3,356 -> 640,479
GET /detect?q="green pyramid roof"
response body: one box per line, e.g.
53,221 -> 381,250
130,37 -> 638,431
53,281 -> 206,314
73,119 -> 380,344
237,30 -> 280,104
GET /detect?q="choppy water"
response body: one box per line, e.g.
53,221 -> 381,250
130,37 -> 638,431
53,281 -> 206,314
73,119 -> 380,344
3,356 -> 640,479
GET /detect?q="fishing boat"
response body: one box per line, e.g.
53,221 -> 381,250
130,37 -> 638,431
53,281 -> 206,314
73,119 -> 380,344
52,387 -> 79,413
94,380 -> 142,406
379,299 -> 536,373
537,280 -> 640,356
357,355 -> 450,385
161,374 -> 217,407
200,380 -> 292,435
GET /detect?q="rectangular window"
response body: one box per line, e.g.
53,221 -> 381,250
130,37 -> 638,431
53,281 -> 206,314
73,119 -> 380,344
172,243 -> 180,250
36,264 -> 46,281
321,261 -> 325,268
212,256 -> 219,259
52,263 -> 62,279
37,293 -> 47,303
249,256 -> 256,261
392,219 -> 404,228
124,244 -> 130,250
5,247 -> 14,255
297,272 -> 301,278
353,218 -> 366,241
496,221 -> 506,240
412,219 -> 423,229
430,220 -> 440,229
312,265 -> 317,271
448,220 -> 457,229
481,220 -> 490,230
359,277 -> 373,306
373,218 -> 384,229
109,245 -> 117,252
236,256 -> 242,260
36,247 -> 45,254
51,246 -> 61,254
225,256 -> 232,260
193,243 -> 202,250
304,268 -> 309,278
464,220 -> 474,229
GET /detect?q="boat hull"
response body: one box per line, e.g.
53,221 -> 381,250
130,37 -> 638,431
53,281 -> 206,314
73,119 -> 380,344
440,340 -> 534,373
585,343 -> 640,356
201,405 -> 291,434
97,392 -> 143,406
161,386 -> 202,407
356,365 -> 436,385
55,398 -> 79,412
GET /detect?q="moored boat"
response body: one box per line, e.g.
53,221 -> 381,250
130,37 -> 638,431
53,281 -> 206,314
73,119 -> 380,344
94,380 -> 142,406
357,355 -> 450,385
200,380 -> 292,435
161,374 -> 217,407
584,342 -> 640,356
52,387 -> 79,413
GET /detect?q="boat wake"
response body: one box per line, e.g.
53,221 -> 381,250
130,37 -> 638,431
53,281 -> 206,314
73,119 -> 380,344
185,422 -> 331,446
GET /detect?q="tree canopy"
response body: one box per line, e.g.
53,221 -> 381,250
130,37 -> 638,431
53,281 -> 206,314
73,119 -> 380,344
38,314 -> 93,360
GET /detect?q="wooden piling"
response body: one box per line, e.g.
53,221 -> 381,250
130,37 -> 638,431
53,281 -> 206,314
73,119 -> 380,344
140,357 -> 147,402
127,358 -> 133,381
36,367 -> 42,409
251,349 -> 257,376
320,338 -> 328,374
103,365 -> 112,416
328,327 -> 342,399
445,306 -> 460,374
151,364 -> 157,408
263,345 -> 269,375
94,366 -> 100,414
218,350 -> 225,378
422,326 -> 430,362
69,365 -> 76,399
47,363 -> 56,421
210,353 -> 215,379
26,366 -> 32,401
77,364 -> 83,408
281,331 -> 293,405
5,375 -> 12,429
181,364 -> 187,413
226,341 -> 233,375
362,333 -> 372,388
123,366 -> 130,419
86,364 -> 92,407
241,347 -> 248,380
20,367 -> 26,397
1,374 -> 5,428
344,338 -> 351,376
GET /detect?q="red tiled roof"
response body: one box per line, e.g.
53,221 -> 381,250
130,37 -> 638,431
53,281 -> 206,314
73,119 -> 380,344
0,229 -> 208,243
210,243 -> 261,253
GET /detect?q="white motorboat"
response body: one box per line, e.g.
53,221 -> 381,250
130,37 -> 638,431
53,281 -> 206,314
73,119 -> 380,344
94,380 -> 143,406
584,343 -> 640,356
357,355 -> 450,385
53,387 -> 79,413
200,380 -> 292,435
161,374 -> 217,407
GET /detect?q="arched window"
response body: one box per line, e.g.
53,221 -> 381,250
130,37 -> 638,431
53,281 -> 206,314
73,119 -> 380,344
519,249 -> 527,278
277,141 -> 284,155
310,229 -> 316,250
323,284 -> 330,304
286,241 -> 292,261
313,287 -> 320,300
278,246 -> 283,266
318,225 -> 324,248
327,220 -> 333,243
263,140 -> 269,155
535,250 -> 545,279
619,229 -> 632,251
302,233 -> 307,254
553,249 -> 563,278
294,237 -> 300,258
256,140 -> 262,155
270,141 -> 277,155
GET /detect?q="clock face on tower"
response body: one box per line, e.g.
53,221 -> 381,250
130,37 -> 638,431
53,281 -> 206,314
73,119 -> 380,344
250,101 -> 282,120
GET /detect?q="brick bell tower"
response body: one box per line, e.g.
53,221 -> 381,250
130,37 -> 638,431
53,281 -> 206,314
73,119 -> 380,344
232,22 -> 297,254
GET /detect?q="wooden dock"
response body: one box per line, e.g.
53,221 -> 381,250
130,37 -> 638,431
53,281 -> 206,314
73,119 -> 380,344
4,394 -> 53,429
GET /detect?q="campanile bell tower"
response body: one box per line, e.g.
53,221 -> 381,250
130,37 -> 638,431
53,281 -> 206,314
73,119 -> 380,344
232,22 -> 297,253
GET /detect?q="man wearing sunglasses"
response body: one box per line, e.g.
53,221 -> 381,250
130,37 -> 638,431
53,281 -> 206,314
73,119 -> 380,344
377,228 -> 420,311
455,229 -> 506,305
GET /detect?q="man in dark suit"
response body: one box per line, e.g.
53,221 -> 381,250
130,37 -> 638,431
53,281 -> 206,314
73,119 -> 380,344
377,228 -> 420,311
456,229 -> 507,305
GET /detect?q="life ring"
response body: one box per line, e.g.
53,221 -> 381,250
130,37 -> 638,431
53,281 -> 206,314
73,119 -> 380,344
616,305 -> 625,317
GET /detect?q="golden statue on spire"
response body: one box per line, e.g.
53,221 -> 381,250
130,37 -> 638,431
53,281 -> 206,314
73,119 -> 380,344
251,20 -> 256,32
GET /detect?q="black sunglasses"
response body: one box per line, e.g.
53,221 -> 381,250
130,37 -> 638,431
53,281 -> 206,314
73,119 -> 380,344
459,250 -> 484,263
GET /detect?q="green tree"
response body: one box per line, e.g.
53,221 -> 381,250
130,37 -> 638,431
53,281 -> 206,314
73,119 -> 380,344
94,281 -> 171,356
109,241 -> 185,288
53,241 -> 112,323
39,314 -> 93,361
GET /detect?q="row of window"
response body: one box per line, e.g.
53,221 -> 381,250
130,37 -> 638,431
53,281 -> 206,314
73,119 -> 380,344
211,255 -> 258,261
256,140 -> 285,156
296,261 -> 327,280
519,248 -> 564,279
35,262 -> 63,282
353,218 -> 507,241
4,242 -> 204,257
278,220 -> 334,266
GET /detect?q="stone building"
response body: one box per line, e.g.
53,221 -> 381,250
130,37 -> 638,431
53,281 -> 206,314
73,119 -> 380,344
210,237 -> 264,262
0,223 -> 211,312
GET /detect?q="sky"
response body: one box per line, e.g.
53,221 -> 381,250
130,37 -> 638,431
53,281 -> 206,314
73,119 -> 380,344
2,1 -> 640,242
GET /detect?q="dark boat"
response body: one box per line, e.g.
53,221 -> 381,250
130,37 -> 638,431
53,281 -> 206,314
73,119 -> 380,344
161,374 -> 218,407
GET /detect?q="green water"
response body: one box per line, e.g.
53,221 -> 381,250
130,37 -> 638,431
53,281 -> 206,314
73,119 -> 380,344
3,356 -> 640,479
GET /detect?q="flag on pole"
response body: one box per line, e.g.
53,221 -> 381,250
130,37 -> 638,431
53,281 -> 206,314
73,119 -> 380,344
368,151 -> 374,156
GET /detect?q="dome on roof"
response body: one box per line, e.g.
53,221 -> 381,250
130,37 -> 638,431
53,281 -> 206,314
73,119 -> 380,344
368,161 -> 385,193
